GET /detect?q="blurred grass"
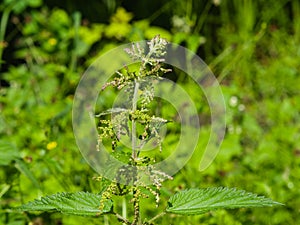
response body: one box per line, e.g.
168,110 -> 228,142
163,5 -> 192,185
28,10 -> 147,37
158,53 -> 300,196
0,0 -> 300,224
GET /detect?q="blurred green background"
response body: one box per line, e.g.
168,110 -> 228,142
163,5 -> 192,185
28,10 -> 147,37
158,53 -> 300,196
0,0 -> 300,224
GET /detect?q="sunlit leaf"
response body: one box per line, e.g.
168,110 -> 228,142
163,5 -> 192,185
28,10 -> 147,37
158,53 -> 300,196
16,192 -> 113,216
166,187 -> 283,215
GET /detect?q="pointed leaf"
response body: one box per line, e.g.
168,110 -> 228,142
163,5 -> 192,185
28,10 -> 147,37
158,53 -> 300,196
16,192 -> 113,216
166,187 -> 283,215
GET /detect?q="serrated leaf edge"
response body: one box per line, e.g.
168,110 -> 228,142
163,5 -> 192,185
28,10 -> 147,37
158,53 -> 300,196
166,187 -> 283,215
15,191 -> 113,216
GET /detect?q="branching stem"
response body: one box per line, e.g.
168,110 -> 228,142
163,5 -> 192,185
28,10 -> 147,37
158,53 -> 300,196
114,212 -> 131,225
147,212 -> 166,224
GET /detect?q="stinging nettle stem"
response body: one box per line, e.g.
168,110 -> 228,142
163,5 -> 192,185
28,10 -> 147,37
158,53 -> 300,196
98,36 -> 171,225
131,79 -> 141,225
131,79 -> 140,160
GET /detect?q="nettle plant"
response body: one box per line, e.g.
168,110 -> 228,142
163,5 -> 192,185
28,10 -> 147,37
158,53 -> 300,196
18,36 -> 282,224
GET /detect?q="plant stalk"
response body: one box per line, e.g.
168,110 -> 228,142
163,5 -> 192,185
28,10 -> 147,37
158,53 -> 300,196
131,79 -> 140,225
122,197 -> 127,225
114,213 -> 131,225
131,79 -> 140,160
131,188 -> 140,225
147,212 -> 166,224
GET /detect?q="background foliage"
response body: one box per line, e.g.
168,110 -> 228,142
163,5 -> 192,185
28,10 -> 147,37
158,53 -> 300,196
0,0 -> 299,224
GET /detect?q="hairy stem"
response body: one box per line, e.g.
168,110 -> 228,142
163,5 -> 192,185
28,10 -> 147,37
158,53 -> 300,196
131,80 -> 140,225
131,80 -> 140,159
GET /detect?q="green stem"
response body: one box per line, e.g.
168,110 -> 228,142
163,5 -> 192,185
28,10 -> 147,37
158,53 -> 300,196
114,213 -> 131,225
131,79 -> 140,225
131,79 -> 140,160
147,212 -> 166,224
69,11 -> 81,73
194,0 -> 212,34
104,215 -> 109,225
122,197 -> 127,225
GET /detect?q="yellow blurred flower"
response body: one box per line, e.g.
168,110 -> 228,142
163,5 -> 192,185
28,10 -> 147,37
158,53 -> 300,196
47,141 -> 57,150
48,38 -> 57,46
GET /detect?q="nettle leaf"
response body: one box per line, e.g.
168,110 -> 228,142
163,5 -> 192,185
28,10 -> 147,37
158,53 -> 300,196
16,192 -> 113,216
166,187 -> 283,215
